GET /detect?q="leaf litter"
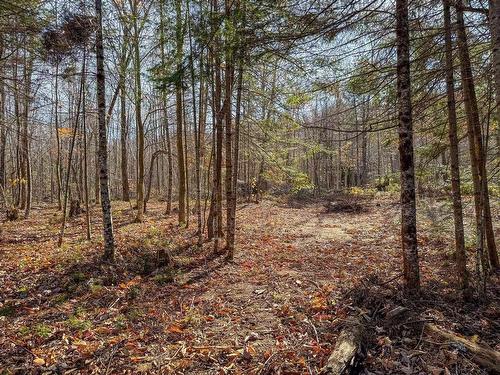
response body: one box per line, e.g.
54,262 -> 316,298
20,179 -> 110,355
0,197 -> 498,374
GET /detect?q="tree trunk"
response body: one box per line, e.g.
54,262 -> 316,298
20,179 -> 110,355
159,0 -> 173,215
443,0 -> 469,297
145,150 -> 168,211
489,0 -> 500,160
456,0 -> 499,272
82,48 -> 91,241
188,16 -> 203,247
119,44 -> 130,202
58,61 -> 85,247
96,0 -> 115,261
131,0 -> 144,222
183,90 -> 190,227
224,0 -> 235,258
22,51 -> 33,219
227,45 -> 244,260
54,63 -> 63,210
0,42 -> 5,205
396,0 -> 420,292
176,0 -> 186,225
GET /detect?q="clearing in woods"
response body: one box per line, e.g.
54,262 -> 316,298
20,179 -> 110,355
0,197 -> 498,373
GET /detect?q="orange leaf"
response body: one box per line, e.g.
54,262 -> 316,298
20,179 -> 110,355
166,324 -> 184,334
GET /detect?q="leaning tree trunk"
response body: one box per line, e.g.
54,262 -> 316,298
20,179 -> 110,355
456,0 -> 499,272
443,0 -> 469,297
96,0 -> 115,261
396,0 -> 420,292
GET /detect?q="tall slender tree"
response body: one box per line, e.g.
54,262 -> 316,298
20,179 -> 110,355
443,0 -> 469,297
175,0 -> 187,225
130,0 -> 145,222
95,0 -> 115,261
456,0 -> 499,272
396,0 -> 420,292
159,0 -> 173,215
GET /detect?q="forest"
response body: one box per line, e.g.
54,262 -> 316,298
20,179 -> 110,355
0,0 -> 499,373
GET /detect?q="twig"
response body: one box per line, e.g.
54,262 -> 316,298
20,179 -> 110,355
377,273 -> 403,286
104,339 -> 125,375
305,318 -> 320,344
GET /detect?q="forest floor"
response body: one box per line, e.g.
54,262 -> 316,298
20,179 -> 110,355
0,194 -> 499,374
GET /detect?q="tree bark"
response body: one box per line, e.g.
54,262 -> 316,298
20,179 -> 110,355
144,150 -> 168,211
82,48 -> 91,241
443,0 -> 469,297
96,0 -> 115,261
119,44 -> 130,202
131,0 -> 145,222
58,60 -> 85,247
175,0 -> 187,225
54,63 -> 63,210
159,0 -> 173,215
227,48 -> 244,260
22,51 -> 33,219
489,0 -> 500,160
456,0 -> 499,271
0,42 -> 5,204
396,0 -> 420,292
224,0 -> 235,258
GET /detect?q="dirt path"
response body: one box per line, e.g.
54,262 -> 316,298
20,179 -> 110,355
1,198 -> 498,374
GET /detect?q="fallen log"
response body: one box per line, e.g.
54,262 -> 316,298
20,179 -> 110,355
320,317 -> 364,374
424,323 -> 500,373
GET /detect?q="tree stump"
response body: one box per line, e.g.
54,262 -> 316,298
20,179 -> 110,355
69,200 -> 83,217
6,207 -> 19,221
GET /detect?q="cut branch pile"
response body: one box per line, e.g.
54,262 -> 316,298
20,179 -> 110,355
324,200 -> 363,213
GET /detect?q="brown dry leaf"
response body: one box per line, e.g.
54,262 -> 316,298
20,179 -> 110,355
130,356 -> 146,363
119,276 -> 142,289
73,339 -> 99,356
166,324 -> 184,334
33,357 -> 45,366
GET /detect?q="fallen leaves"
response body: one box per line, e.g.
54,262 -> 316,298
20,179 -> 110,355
165,323 -> 184,334
1,199 -> 498,374
33,357 -> 45,366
